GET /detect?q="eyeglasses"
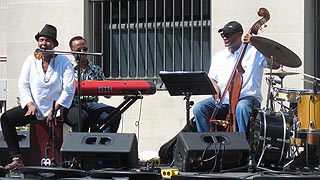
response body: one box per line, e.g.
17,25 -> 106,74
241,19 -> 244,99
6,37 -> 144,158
220,32 -> 236,39
74,47 -> 88,52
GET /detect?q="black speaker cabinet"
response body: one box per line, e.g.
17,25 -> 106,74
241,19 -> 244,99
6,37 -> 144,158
174,132 -> 250,172
0,131 -> 30,165
60,132 -> 139,170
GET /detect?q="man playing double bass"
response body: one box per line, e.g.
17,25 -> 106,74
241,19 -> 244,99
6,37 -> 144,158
193,21 -> 279,134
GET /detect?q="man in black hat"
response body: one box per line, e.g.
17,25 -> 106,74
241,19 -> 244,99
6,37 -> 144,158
193,21 -> 278,134
0,24 -> 75,170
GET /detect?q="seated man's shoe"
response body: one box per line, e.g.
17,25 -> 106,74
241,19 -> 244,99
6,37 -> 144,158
4,157 -> 23,171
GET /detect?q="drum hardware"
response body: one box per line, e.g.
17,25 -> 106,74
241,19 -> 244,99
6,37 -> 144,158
253,109 -> 290,169
296,121 -> 301,129
266,76 -> 281,86
259,136 -> 271,141
266,65 -> 300,112
285,139 -> 291,144
303,73 -> 320,81
303,73 -> 320,94
310,121 -> 315,129
276,138 -> 285,142
256,144 -> 280,168
310,94 -> 314,101
302,78 -> 315,85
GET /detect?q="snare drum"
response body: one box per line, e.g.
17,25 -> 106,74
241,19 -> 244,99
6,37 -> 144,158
297,90 -> 320,133
274,88 -> 301,103
252,109 -> 290,167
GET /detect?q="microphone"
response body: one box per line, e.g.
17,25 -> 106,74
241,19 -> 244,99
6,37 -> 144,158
35,48 -> 43,53
34,47 -> 56,59
34,48 -> 44,59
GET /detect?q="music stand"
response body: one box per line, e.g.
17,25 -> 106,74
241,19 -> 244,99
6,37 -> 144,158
159,71 -> 216,130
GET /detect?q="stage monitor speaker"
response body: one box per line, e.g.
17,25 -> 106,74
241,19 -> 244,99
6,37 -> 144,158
60,132 -> 139,170
174,132 -> 250,172
0,131 -> 30,165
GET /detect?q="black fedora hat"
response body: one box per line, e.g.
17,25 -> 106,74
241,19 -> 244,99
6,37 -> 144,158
35,24 -> 59,46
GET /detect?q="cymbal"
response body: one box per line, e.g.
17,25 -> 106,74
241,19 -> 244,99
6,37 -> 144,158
251,36 -> 302,68
265,70 -> 299,78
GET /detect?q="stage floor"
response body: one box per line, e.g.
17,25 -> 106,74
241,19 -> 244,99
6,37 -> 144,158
1,165 -> 320,180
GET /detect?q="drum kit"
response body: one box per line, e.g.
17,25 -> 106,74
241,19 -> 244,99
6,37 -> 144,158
249,36 -> 320,170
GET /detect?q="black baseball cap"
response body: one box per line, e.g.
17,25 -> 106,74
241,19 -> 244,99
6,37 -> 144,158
218,21 -> 243,34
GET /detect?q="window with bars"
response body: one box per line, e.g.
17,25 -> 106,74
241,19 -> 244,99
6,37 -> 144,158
87,0 -> 211,83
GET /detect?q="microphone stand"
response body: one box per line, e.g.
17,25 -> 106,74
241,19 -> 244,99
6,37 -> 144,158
50,100 -> 58,167
41,100 -> 58,167
36,48 -> 102,132
76,54 -> 82,132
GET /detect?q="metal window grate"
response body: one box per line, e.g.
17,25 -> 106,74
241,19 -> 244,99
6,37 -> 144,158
88,0 -> 211,84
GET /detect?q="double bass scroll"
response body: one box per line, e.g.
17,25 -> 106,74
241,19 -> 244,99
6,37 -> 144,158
210,8 -> 270,132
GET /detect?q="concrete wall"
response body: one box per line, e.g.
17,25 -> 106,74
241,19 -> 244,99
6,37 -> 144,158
0,0 -> 314,157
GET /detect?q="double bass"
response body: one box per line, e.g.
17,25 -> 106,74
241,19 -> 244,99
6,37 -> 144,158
210,8 -> 270,132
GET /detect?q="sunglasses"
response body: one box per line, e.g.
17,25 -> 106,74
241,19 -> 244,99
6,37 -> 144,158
220,32 -> 237,39
74,47 -> 88,52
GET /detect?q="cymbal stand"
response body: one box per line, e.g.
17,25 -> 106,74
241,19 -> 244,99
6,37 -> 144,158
278,65 -> 285,88
265,56 -> 275,113
278,65 -> 286,112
